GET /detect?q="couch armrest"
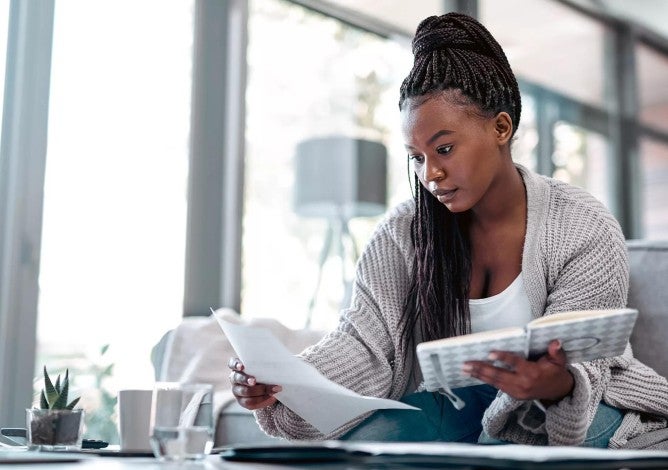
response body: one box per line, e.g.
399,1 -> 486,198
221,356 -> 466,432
215,400 -> 284,447
627,240 -> 668,378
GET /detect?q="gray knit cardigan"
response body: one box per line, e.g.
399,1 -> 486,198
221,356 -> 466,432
255,165 -> 668,447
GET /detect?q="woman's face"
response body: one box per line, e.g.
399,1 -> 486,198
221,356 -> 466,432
401,93 -> 510,214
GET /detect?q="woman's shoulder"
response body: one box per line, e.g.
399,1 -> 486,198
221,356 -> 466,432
372,198 -> 414,231
365,199 -> 415,253
385,199 -> 416,222
520,166 -> 627,281
521,165 -> 622,238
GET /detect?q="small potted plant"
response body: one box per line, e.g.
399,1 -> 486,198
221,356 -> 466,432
26,366 -> 84,450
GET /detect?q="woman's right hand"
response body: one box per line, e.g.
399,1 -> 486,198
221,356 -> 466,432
228,357 -> 282,410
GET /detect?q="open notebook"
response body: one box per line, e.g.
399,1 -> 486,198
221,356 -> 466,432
417,308 -> 638,406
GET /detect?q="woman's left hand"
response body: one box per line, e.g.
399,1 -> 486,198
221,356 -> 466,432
463,339 -> 574,404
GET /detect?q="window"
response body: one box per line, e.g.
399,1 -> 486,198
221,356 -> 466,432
481,0 -> 610,110
36,0 -> 194,442
637,43 -> 668,135
482,0 -> 618,217
242,0 -> 412,330
326,0 -> 442,35
552,122 -> 612,209
0,0 -> 9,162
512,93 -> 538,172
640,137 -> 668,238
637,42 -> 668,237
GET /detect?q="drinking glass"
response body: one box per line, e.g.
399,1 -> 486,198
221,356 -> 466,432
149,382 -> 214,461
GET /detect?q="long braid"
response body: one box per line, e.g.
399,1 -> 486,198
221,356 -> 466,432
399,13 -> 521,350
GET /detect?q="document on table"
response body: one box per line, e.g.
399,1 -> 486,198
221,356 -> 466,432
220,441 -> 668,468
343,441 -> 668,462
216,317 -> 418,434
0,449 -> 93,464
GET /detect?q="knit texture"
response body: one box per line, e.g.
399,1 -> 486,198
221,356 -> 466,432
254,165 -> 668,446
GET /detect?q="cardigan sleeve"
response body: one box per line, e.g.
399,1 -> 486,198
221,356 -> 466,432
541,209 -> 630,445
254,206 -> 414,440
483,195 -> 632,446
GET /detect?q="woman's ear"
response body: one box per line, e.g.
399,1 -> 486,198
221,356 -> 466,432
494,112 -> 513,145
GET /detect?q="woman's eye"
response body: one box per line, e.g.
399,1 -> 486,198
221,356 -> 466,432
437,145 -> 453,155
408,154 -> 424,164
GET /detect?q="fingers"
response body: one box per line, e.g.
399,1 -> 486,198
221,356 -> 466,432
232,383 -> 282,398
239,395 -> 278,410
464,350 -> 524,373
463,351 -> 529,389
463,347 -> 574,401
546,340 -> 567,366
230,370 -> 256,386
227,359 -> 283,411
463,358 -> 517,387
228,357 -> 244,372
233,382 -> 282,410
487,351 -> 525,371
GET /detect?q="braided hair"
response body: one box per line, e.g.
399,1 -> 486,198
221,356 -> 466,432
399,13 -> 522,348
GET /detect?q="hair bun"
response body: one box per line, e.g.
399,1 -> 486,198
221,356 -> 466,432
400,12 -> 521,135
412,13 -> 494,59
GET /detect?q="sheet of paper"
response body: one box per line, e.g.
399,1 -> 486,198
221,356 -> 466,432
216,317 -> 418,434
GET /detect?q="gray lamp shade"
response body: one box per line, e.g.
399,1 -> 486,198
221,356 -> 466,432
293,136 -> 388,220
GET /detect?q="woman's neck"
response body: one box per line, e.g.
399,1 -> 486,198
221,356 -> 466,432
470,160 -> 526,230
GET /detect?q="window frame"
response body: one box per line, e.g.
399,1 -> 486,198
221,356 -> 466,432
183,0 -> 248,316
0,0 -> 55,427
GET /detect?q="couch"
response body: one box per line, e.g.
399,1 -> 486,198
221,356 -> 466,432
626,240 -> 668,379
153,239 -> 668,447
151,309 -> 323,446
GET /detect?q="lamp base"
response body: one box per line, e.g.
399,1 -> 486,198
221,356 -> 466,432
304,215 -> 358,329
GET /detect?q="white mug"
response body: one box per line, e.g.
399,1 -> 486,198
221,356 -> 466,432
118,389 -> 153,451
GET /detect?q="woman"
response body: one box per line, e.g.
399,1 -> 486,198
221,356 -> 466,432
228,13 -> 668,447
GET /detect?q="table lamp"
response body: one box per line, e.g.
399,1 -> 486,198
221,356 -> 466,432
293,136 -> 388,327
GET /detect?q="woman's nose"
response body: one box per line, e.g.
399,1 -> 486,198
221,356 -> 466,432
423,156 -> 445,183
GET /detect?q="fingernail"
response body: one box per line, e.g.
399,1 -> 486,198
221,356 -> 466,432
272,385 -> 282,393
247,377 -> 256,386
462,364 -> 473,373
235,362 -> 242,371
555,340 -> 562,349
488,352 -> 499,361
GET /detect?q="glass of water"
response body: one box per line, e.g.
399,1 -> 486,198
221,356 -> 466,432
149,382 -> 214,461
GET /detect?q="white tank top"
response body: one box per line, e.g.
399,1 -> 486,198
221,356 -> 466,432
469,274 -> 533,333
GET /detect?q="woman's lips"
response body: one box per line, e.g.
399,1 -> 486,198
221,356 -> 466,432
433,188 -> 457,203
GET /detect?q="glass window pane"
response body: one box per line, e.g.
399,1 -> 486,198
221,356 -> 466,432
640,137 -> 668,238
513,93 -> 538,172
37,0 -> 193,443
243,0 -> 412,331
551,121 -> 612,210
481,0 -> 610,109
325,0 -> 442,35
0,0 -> 10,161
637,43 -> 668,134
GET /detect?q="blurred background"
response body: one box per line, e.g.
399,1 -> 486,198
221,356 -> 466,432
0,0 -> 666,443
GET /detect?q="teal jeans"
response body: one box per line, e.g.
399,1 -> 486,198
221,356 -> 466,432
340,385 -> 623,448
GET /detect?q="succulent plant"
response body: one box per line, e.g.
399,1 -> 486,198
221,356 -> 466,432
39,366 -> 80,410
